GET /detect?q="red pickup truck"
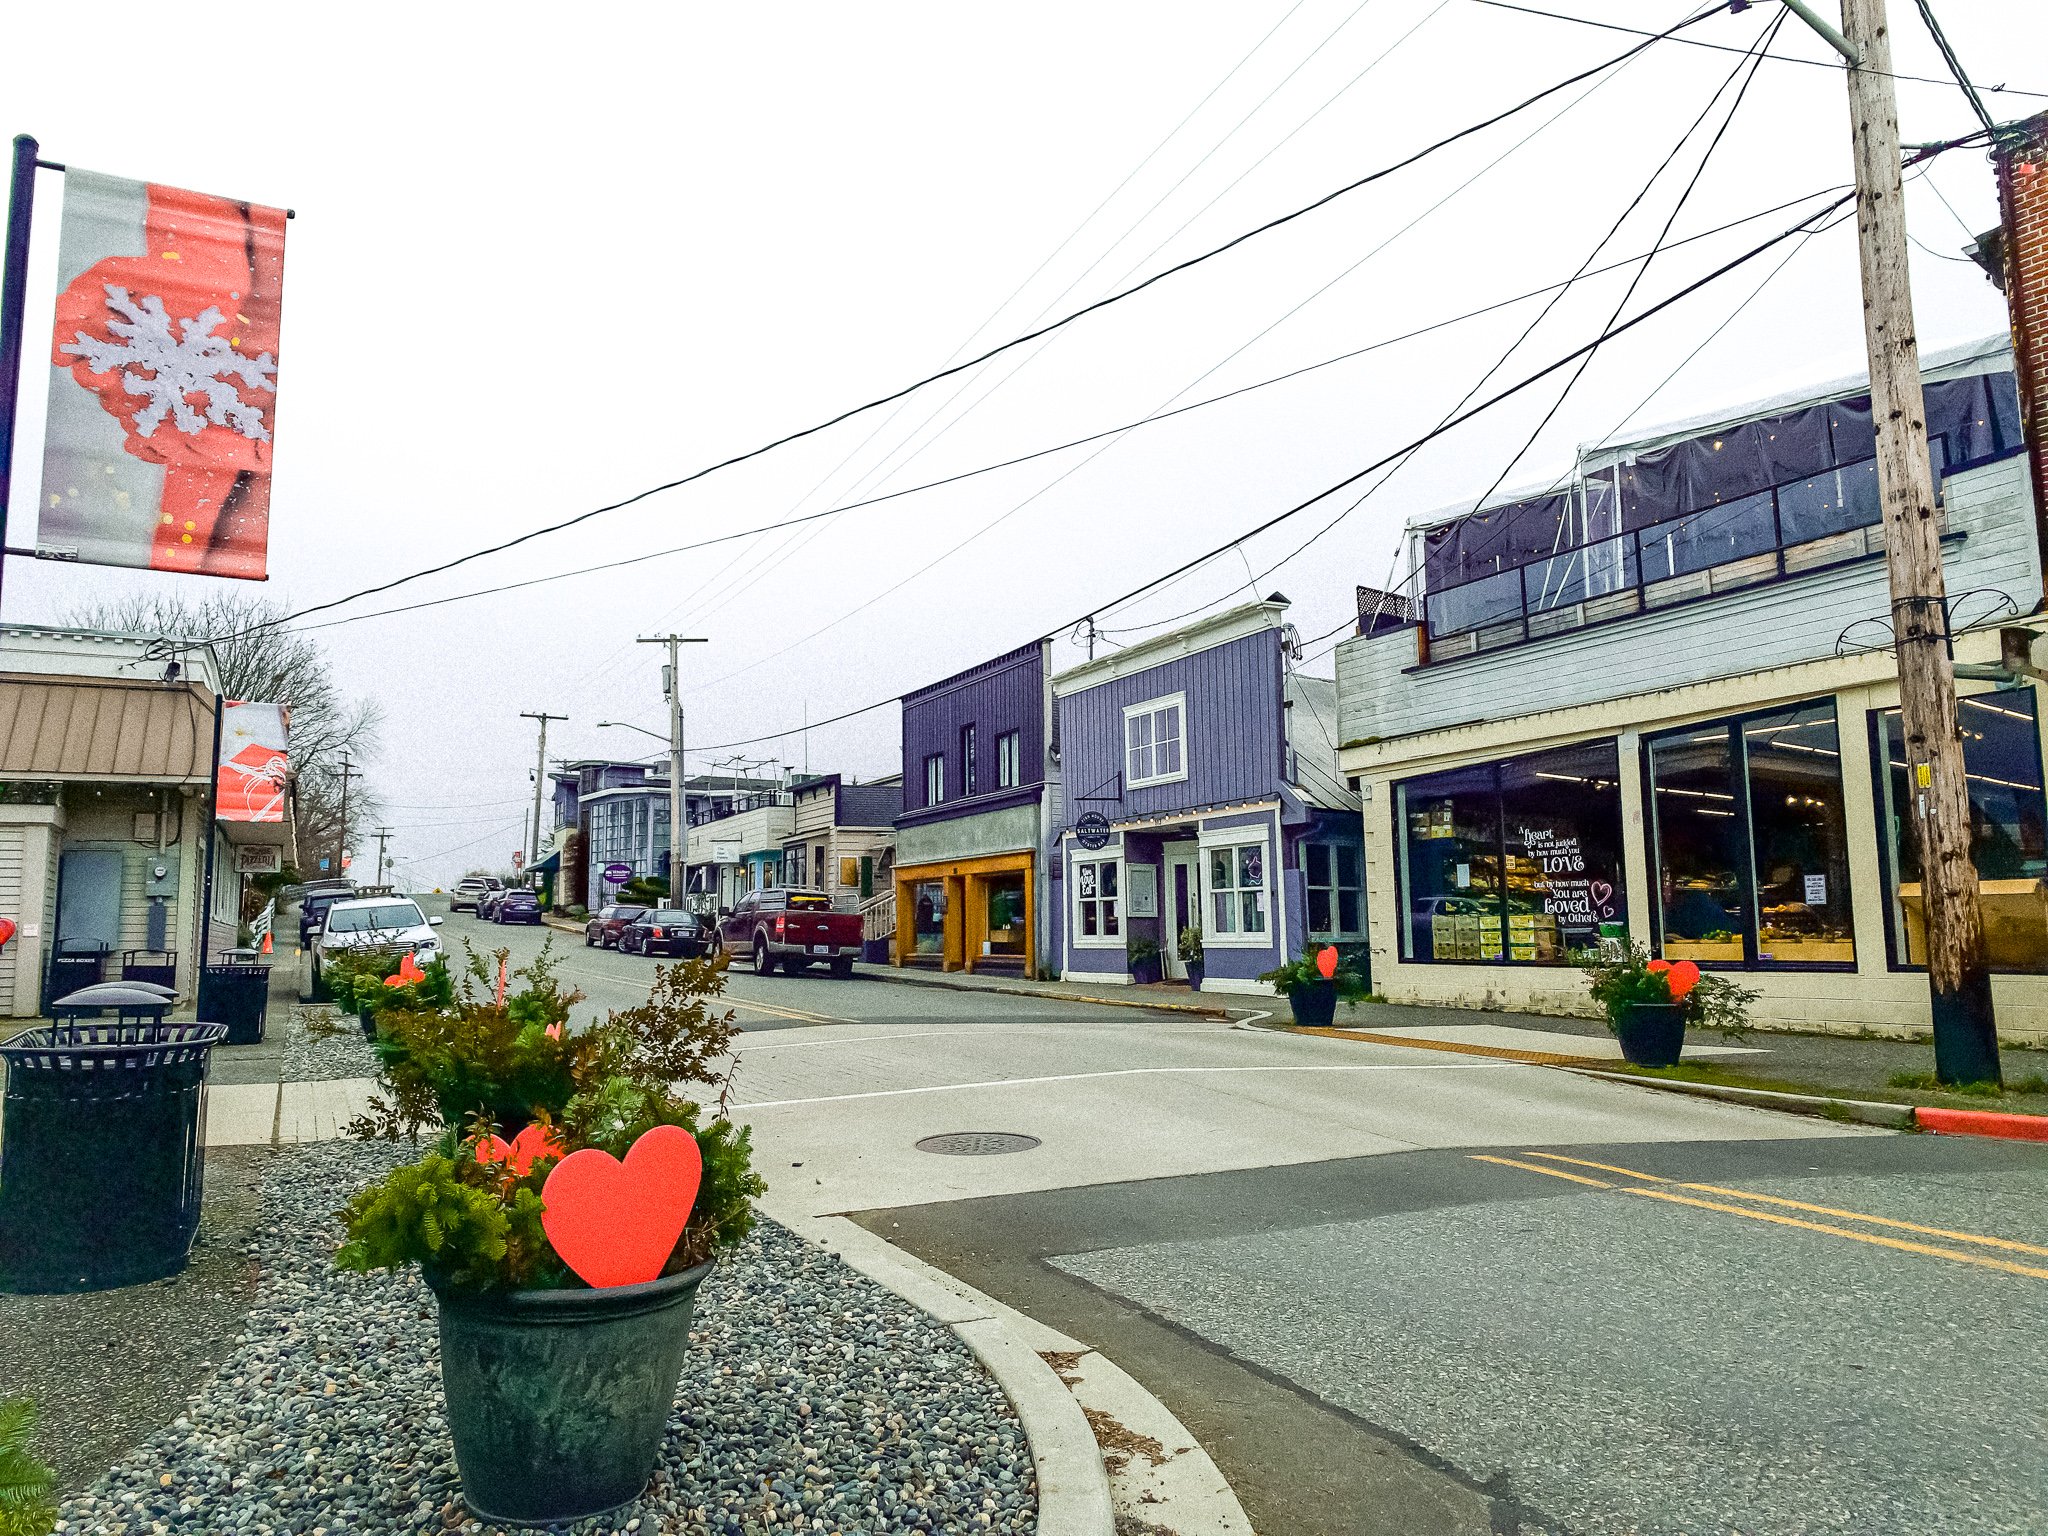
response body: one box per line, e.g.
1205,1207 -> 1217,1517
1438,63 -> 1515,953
718,888 -> 863,977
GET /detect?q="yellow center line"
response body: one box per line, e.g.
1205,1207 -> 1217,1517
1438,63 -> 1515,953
1674,1181 -> 2048,1258
1623,1187 -> 2048,1282
1520,1150 -> 1669,1182
726,996 -> 849,1025
1468,1154 -> 1614,1188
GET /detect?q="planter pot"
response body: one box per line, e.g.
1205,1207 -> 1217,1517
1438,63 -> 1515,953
1130,955 -> 1163,986
1287,981 -> 1337,1027
430,1261 -> 713,1526
1615,1002 -> 1686,1067
1184,960 -> 1204,992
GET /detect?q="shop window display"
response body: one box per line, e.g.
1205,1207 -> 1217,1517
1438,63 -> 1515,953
910,880 -> 947,957
1647,699 -> 1856,967
1875,692 -> 2048,971
1397,743 -> 1626,964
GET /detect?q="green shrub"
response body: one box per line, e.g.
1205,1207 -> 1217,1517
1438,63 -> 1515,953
1259,946 -> 1371,1002
0,1398 -> 55,1536
1579,942 -> 1756,1040
340,944 -> 763,1291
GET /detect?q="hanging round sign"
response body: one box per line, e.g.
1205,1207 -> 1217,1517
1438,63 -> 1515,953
1073,812 -> 1112,850
602,863 -> 634,884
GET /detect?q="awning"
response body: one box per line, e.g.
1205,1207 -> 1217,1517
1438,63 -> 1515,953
0,675 -> 214,782
530,848 -> 562,875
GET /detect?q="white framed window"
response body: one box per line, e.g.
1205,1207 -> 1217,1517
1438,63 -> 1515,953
1305,842 -> 1364,937
997,729 -> 1022,789
1073,856 -> 1121,945
924,753 -> 945,806
1204,841 -> 1269,944
1123,692 -> 1187,790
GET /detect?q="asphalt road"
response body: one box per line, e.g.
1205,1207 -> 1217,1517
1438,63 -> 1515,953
428,897 -> 2048,1536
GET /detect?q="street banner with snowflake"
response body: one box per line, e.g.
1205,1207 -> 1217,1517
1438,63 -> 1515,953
38,169 -> 287,580
216,701 -> 289,823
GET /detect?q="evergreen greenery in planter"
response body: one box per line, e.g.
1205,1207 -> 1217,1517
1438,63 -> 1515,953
1580,942 -> 1756,1066
336,943 -> 764,1523
1177,927 -> 1205,989
1260,946 -> 1369,1025
0,1398 -> 56,1536
1127,937 -> 1163,984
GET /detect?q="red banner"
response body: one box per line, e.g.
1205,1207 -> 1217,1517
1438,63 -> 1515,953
39,169 -> 287,580
216,701 -> 290,823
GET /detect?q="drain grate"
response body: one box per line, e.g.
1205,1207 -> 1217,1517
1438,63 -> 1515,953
915,1131 -> 1043,1157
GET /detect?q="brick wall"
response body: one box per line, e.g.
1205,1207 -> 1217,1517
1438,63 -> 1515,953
1996,113 -> 2048,529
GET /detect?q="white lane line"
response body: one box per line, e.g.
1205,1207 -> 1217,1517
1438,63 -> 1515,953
736,1023 -> 1172,1053
733,1060 -> 1507,1109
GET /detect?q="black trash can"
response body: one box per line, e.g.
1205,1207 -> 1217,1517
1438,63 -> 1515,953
0,1011 -> 227,1293
199,951 -> 270,1045
121,949 -> 179,992
42,939 -> 107,1013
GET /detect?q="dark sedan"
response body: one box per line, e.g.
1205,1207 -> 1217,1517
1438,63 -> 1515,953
584,904 -> 648,949
618,908 -> 705,957
493,888 -> 543,925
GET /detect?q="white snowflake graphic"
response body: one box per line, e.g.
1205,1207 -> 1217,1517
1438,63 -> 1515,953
59,284 -> 276,441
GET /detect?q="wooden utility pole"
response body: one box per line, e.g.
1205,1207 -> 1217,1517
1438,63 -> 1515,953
520,711 -> 566,885
373,826 -> 393,887
334,752 -> 362,878
1823,0 -> 2000,1082
636,636 -> 707,898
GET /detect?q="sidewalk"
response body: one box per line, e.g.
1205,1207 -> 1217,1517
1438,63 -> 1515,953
864,962 -> 1237,1018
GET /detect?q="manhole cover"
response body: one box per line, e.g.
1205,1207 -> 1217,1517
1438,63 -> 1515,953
915,1131 -> 1043,1157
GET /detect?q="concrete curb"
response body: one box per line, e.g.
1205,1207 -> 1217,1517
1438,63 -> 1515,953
1916,1105 -> 2048,1141
1558,1066 -> 1916,1128
866,967 -> 1232,1020
790,1212 -> 1113,1536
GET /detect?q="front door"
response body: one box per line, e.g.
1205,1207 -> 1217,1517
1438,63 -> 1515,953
1161,841 -> 1199,979
57,849 -> 124,951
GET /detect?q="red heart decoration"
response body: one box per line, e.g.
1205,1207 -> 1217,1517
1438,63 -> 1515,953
384,952 -> 427,988
475,1122 -> 564,1178
541,1124 -> 702,1289
1646,959 -> 1671,975
1316,947 -> 1338,980
0,918 -> 16,951
1665,959 -> 1702,1000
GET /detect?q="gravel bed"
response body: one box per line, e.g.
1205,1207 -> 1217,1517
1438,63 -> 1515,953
280,1006 -> 380,1082
56,1141 -> 1038,1535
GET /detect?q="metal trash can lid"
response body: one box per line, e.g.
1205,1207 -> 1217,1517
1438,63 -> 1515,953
218,948 -> 262,962
52,981 -> 177,1009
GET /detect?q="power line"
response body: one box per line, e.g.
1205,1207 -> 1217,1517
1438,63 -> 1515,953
286,187 -> 1845,637
217,2 -> 1737,645
1911,0 -> 1998,134
1464,0 -> 2047,98
682,183 -> 1859,756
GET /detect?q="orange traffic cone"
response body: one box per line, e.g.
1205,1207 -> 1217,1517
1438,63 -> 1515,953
261,930 -> 273,955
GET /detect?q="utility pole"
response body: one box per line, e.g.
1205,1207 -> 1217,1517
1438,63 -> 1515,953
1782,0 -> 1998,1082
373,826 -> 393,887
334,753 -> 362,878
520,711 -> 566,886
637,636 -> 707,899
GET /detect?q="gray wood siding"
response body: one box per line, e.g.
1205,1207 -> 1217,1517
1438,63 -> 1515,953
1338,457 -> 2039,747
1058,629 -> 1286,821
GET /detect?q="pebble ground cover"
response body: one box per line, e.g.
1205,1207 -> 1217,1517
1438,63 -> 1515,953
53,1141 -> 1037,1535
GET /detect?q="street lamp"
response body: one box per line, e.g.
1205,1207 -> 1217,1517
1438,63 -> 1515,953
595,720 -> 667,743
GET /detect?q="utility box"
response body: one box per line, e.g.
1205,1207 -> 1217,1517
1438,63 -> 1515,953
142,854 -> 179,898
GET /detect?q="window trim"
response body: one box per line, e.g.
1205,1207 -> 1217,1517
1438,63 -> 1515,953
997,729 -> 1022,789
1123,691 -> 1189,790
1070,850 -> 1125,949
1643,697 -> 1858,973
1197,827 -> 1273,948
1303,839 -> 1365,938
961,723 -> 977,797
923,752 -> 945,807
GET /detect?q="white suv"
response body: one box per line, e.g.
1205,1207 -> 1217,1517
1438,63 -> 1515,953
450,876 -> 502,913
314,895 -> 445,990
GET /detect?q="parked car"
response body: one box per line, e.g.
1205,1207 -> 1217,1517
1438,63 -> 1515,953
717,888 -> 863,977
618,908 -> 705,958
493,888 -> 542,925
477,888 -> 507,921
298,883 -> 356,947
313,895 -> 443,991
584,904 -> 648,948
451,876 -> 503,913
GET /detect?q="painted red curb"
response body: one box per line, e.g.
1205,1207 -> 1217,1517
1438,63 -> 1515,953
1915,1106 -> 2048,1142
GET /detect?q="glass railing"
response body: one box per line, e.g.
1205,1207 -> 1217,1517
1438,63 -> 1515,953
1421,450 -> 1931,657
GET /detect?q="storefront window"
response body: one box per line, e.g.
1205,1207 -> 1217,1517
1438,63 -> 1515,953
1304,843 -> 1364,936
1207,843 -> 1268,937
984,874 -> 1027,957
1875,692 -> 2048,971
1647,698 -> 1856,967
1398,743 -> 1626,964
911,879 -> 947,956
1075,858 -> 1119,940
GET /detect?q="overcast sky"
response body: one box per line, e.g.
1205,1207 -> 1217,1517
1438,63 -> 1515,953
3,0 -> 2042,886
